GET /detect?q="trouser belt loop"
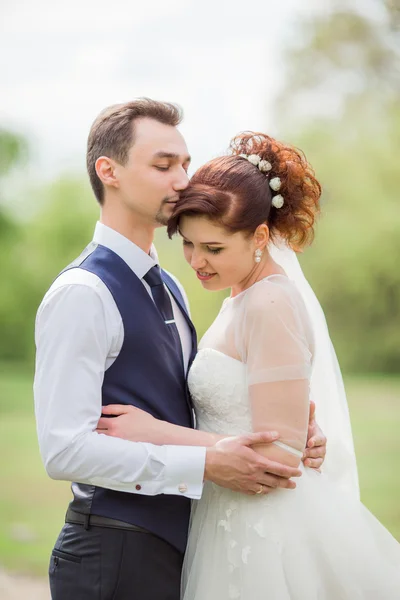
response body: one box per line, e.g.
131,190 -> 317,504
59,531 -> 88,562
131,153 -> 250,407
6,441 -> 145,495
84,514 -> 90,530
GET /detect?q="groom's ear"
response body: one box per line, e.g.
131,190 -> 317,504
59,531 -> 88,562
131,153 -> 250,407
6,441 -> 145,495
95,156 -> 119,190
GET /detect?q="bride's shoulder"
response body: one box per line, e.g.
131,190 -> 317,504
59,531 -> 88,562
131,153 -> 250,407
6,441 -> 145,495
242,276 -> 312,338
244,275 -> 299,313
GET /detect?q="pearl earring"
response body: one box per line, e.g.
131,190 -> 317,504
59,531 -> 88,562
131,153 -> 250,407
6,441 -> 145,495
255,249 -> 263,264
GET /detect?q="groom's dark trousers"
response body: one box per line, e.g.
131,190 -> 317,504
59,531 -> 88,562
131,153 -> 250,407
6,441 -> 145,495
49,519 -> 183,600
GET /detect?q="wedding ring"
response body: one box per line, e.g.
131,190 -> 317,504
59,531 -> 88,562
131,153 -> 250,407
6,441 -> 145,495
255,484 -> 264,495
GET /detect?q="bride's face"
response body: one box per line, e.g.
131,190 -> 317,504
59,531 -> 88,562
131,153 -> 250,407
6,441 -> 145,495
179,215 -> 257,291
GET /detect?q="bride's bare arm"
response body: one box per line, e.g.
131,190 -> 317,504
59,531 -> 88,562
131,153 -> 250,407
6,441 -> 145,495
250,379 -> 309,468
96,404 -> 225,446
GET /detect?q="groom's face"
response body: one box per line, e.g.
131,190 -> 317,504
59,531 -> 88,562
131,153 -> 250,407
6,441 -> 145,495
114,118 -> 191,226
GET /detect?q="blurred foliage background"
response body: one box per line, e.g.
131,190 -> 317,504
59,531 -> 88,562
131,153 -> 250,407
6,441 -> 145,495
0,0 -> 399,579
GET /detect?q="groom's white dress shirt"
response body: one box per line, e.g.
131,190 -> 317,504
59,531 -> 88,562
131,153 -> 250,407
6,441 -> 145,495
34,222 -> 206,499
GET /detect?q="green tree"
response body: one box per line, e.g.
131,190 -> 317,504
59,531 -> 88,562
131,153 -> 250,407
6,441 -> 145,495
0,128 -> 28,179
0,129 -> 29,360
277,1 -> 399,125
276,1 -> 400,372
18,176 -> 97,363
0,131 -> 97,362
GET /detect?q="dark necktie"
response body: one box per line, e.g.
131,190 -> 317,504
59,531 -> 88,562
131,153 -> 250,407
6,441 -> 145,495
144,265 -> 184,366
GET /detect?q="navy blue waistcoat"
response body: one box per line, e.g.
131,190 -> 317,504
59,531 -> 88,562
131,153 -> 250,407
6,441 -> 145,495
63,243 -> 197,553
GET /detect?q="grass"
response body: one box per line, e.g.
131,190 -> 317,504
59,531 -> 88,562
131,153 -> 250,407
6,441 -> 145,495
0,364 -> 72,575
345,375 -> 400,539
0,364 -> 399,576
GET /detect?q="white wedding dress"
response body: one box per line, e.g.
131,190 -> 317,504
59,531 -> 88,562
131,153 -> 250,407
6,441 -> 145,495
183,275 -> 400,600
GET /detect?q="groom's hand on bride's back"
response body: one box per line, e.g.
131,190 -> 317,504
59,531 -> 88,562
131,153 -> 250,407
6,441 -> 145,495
204,432 -> 302,496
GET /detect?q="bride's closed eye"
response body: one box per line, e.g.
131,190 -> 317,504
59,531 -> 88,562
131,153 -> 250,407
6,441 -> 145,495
182,240 -> 223,255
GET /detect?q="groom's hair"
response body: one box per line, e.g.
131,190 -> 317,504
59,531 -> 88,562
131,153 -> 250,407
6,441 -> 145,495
87,98 -> 182,204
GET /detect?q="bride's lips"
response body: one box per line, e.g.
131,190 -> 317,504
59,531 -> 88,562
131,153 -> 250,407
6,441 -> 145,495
196,271 -> 216,281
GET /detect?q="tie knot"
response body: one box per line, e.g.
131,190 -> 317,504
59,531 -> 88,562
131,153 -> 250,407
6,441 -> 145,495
143,265 -> 163,288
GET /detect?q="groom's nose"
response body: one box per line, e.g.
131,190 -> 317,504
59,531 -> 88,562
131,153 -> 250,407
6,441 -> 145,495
173,167 -> 189,191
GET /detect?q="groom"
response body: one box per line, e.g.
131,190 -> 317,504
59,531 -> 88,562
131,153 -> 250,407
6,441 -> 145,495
34,98 -> 326,600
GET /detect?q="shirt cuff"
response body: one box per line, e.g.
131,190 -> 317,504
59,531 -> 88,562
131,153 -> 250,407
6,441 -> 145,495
163,445 -> 206,499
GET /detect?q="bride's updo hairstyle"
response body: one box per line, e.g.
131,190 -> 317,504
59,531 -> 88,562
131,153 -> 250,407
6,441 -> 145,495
167,132 -> 322,250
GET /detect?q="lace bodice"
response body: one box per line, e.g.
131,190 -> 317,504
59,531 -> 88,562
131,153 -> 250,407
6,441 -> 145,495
188,348 -> 252,435
188,275 -> 315,450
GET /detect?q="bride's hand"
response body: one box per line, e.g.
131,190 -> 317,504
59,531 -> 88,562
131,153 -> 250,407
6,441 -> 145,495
96,405 -> 161,443
303,401 -> 327,470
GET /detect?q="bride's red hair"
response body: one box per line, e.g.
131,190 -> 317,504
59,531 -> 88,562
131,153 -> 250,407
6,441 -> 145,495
167,132 -> 321,251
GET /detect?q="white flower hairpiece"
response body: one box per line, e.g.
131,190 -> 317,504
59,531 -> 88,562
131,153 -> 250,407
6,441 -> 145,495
238,153 -> 284,209
259,160 -> 272,172
248,154 -> 261,166
271,194 -> 284,209
239,153 -> 271,172
269,177 -> 281,191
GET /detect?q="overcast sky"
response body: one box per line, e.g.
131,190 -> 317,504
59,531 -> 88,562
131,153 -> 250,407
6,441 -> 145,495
0,0 -> 326,181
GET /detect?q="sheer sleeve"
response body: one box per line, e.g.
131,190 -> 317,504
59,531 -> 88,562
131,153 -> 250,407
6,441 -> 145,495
237,278 -> 314,465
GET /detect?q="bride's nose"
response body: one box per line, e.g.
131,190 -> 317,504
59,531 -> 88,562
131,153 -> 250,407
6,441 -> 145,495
190,249 -> 207,271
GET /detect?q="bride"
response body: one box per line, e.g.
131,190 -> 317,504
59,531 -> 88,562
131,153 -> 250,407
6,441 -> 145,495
97,132 -> 400,598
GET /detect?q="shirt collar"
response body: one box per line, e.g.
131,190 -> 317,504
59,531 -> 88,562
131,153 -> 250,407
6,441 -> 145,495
93,222 -> 158,279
